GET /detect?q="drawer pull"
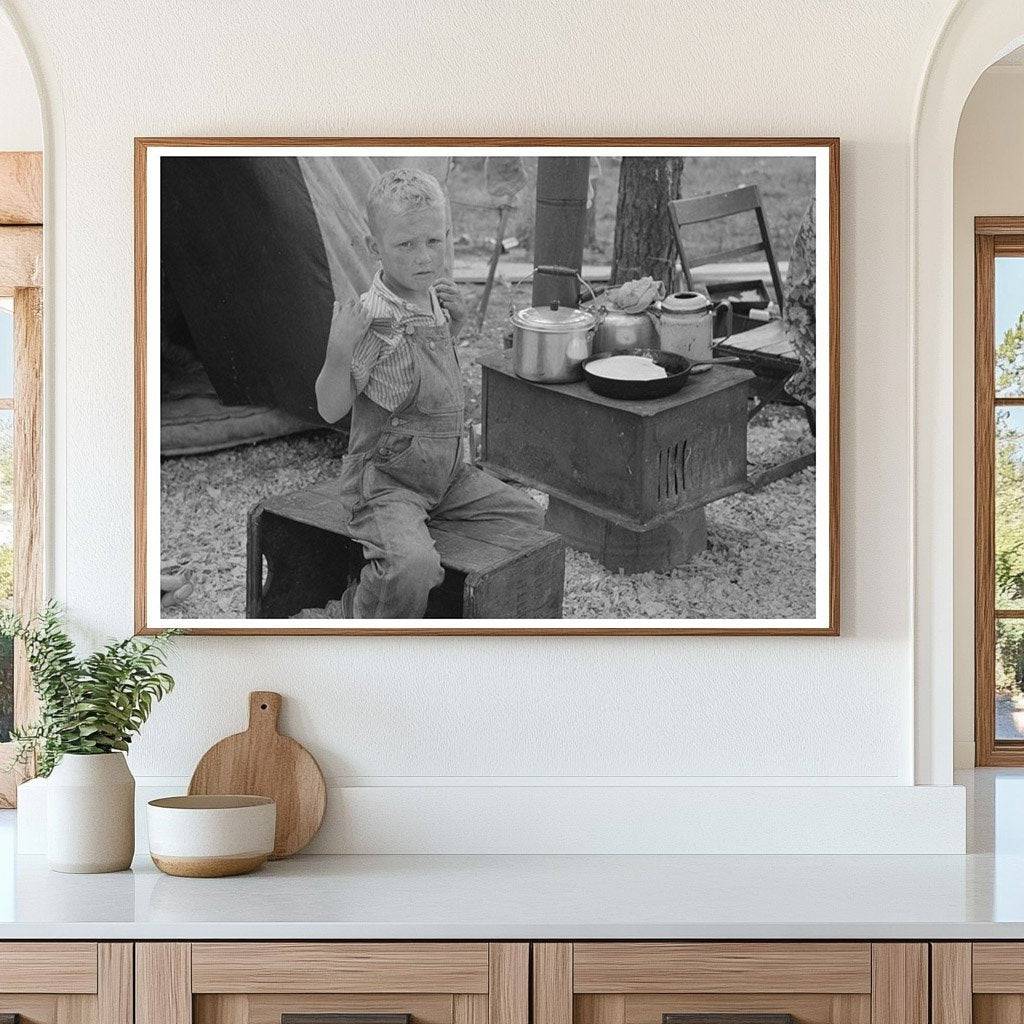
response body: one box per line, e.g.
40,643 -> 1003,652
665,1016 -> 797,1024
283,1016 -> 411,1024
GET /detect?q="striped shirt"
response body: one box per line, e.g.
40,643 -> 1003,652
351,269 -> 450,412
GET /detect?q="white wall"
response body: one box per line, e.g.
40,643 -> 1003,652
0,0 -> 974,852
952,65 -> 1024,768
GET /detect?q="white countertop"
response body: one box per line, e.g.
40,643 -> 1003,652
0,769 -> 1021,941
1,847 -> 1023,940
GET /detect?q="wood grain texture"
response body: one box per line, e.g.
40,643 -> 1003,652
975,996 -> 1024,1024
136,943 -> 192,1024
0,152 -> 42,224
870,945 -> 927,1024
623,994 -> 836,1024
831,995 -> 872,1024
188,690 -> 326,858
978,217 -> 1024,236
233,993 -> 452,1024
931,945 -> 971,1024
97,945 -> 133,1024
534,944 -> 573,1024
0,995 -> 59,1024
0,943 -> 97,993
191,942 -> 489,994
573,943 -> 871,994
972,943 -> 1024,991
0,226 -> 41,291
55,995 -> 95,1024
0,285 -> 45,805
194,995 -> 248,1024
134,135 -> 839,637
151,853 -> 268,878
976,229 -> 999,765
13,286 -> 42,719
489,944 -> 529,1024
576,996 -> 626,1024
454,994 -> 488,1024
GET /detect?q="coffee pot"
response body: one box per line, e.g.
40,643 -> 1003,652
658,291 -> 733,361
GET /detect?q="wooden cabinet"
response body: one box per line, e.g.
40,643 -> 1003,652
532,944 -> 928,1024
931,943 -> 1024,1024
136,943 -> 528,1024
0,942 -> 132,1024
0,938 -> 939,1024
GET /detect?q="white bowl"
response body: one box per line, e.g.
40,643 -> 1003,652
147,795 -> 276,877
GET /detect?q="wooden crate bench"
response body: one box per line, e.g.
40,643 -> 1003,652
247,476 -> 566,619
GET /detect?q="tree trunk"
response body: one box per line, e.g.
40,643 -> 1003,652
610,157 -> 685,288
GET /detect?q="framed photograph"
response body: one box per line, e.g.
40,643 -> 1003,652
135,137 -> 839,635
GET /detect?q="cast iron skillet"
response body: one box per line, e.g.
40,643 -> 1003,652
582,349 -> 739,400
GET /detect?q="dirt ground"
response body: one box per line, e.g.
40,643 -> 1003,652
161,281 -> 816,621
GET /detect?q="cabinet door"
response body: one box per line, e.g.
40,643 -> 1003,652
534,944 -> 927,1024
137,943 -> 528,1024
0,942 -> 132,1024
936,943 -> 1024,1024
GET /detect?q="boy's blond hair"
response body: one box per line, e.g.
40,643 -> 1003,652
366,168 -> 446,238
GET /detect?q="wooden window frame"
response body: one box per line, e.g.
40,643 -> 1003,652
975,217 -> 1024,764
0,151 -> 43,806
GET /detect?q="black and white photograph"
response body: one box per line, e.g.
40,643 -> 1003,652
137,140 -> 838,634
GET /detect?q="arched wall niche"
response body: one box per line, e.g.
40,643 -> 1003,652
914,0 -> 1024,784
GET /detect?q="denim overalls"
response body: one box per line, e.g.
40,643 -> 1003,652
336,313 -> 543,618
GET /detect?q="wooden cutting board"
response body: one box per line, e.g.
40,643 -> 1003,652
188,691 -> 326,859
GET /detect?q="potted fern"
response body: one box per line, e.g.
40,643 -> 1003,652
2,603 -> 178,873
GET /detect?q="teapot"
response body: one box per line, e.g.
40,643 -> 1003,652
591,306 -> 660,356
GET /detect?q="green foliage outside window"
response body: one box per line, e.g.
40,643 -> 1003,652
995,314 -> 1024,695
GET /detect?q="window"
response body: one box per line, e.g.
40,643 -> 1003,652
0,152 -> 42,805
0,300 -> 11,745
976,222 -> 1024,764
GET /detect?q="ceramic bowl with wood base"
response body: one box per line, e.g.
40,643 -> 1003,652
147,795 -> 276,877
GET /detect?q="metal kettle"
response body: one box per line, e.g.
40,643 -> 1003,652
592,306 -> 660,356
508,266 -> 600,383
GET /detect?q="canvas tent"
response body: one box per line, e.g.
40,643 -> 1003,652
160,155 -> 451,455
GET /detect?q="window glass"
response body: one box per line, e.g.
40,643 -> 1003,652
996,257 -> 1024,397
0,302 -> 12,399
997,407 -> 1024,610
997,619 -> 1024,740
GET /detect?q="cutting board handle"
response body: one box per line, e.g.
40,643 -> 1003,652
248,691 -> 282,734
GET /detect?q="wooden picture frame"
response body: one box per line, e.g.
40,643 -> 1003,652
136,137 -> 840,636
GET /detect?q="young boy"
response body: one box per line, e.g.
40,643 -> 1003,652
314,168 -> 544,619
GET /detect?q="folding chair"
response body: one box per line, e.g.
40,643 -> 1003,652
669,186 -> 815,482
668,184 -> 785,313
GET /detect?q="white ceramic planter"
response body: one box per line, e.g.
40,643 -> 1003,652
46,752 -> 135,873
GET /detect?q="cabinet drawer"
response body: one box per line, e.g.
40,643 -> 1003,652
572,943 -> 872,994
535,944 -> 925,1024
139,942 -> 528,1024
191,943 -> 490,993
0,942 -> 98,993
0,942 -> 130,1024
934,942 -> 1024,1024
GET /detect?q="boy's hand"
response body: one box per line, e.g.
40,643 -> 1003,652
434,279 -> 466,336
326,297 -> 372,360
316,297 -> 369,423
